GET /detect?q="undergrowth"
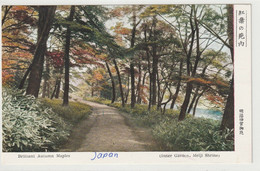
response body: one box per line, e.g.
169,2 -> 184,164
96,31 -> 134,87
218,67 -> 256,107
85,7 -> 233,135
2,88 -> 92,152
41,98 -> 92,124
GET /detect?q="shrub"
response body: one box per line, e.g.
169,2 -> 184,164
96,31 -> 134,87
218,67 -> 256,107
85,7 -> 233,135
2,88 -> 71,152
153,117 -> 234,151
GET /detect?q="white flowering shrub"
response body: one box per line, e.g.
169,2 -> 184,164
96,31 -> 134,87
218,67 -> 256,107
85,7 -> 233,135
2,88 -> 71,152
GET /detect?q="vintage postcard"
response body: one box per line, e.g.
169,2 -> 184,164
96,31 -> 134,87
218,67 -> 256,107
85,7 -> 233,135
1,1 -> 252,168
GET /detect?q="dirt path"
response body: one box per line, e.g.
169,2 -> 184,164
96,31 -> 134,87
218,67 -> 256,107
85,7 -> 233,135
59,99 -> 160,152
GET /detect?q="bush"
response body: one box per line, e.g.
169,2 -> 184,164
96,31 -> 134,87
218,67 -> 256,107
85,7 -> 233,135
153,118 -> 234,151
2,88 -> 71,152
41,98 -> 92,124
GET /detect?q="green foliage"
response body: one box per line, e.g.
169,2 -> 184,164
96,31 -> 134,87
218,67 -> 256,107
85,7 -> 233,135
2,88 -> 71,152
153,118 -> 234,151
41,98 -> 92,124
109,103 -> 194,127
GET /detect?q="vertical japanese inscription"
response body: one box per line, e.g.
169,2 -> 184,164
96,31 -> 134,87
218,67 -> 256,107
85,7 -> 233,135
239,109 -> 244,135
236,9 -> 248,47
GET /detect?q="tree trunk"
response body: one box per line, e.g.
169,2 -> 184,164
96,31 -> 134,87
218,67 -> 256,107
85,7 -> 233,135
55,78 -> 61,98
142,72 -> 147,86
113,59 -> 125,107
187,86 -> 199,114
130,6 -> 137,108
170,59 -> 183,109
144,23 -> 152,110
162,88 -> 172,115
178,8 -> 198,121
62,6 -> 75,106
54,68 -> 62,99
19,64 -> 32,89
42,56 -> 50,98
105,61 -> 116,103
220,5 -> 234,131
26,6 -> 56,97
156,71 -> 161,110
192,88 -> 206,116
51,79 -> 58,99
42,78 -> 47,98
178,82 -> 193,121
220,77 -> 234,130
151,17 -> 158,106
136,58 -> 142,104
148,66 -> 152,110
130,63 -> 136,107
125,74 -> 130,103
91,82 -> 94,97
151,51 -> 158,106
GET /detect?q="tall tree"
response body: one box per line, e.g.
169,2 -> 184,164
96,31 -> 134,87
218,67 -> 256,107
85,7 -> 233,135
193,5 -> 234,129
105,61 -> 116,103
26,6 -> 56,97
63,5 -> 75,106
113,59 -> 125,107
178,6 -> 196,121
151,16 -> 158,106
220,5 -> 234,130
42,56 -> 50,98
130,5 -> 137,108
170,58 -> 183,109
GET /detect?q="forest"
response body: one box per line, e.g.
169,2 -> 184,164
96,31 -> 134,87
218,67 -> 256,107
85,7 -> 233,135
2,5 -> 234,152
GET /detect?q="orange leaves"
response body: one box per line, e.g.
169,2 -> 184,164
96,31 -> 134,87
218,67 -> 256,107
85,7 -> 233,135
71,45 -> 97,57
215,80 -> 229,87
2,5 -> 36,85
8,6 -> 37,26
10,6 -> 28,11
2,49 -> 33,87
2,58 -> 15,86
94,72 -> 103,81
111,22 -> 131,35
185,77 -> 229,88
2,71 -> 14,86
187,77 -> 213,85
206,94 -> 224,107
118,27 -> 131,35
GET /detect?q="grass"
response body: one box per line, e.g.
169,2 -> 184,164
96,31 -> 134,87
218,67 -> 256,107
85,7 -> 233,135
86,97 -> 234,151
41,98 -> 92,125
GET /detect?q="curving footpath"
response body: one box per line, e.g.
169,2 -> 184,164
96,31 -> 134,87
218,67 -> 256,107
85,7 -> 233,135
59,99 -> 159,152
